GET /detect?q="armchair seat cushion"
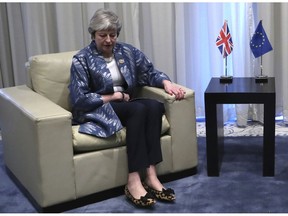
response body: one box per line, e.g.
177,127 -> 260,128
72,115 -> 170,153
72,126 -> 126,153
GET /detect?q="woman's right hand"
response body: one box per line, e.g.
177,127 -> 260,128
101,92 -> 130,103
121,92 -> 130,101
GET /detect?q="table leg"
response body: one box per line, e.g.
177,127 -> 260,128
263,95 -> 275,176
205,100 -> 224,176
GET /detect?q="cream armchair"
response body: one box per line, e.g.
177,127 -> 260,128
0,51 -> 198,212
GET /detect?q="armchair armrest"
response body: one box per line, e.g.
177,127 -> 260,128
0,85 -> 75,207
136,85 -> 198,172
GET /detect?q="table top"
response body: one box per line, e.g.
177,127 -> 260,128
205,77 -> 275,94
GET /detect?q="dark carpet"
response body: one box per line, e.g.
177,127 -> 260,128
1,136 -> 288,213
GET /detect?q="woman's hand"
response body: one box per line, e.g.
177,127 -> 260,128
101,92 -> 130,103
121,92 -> 130,101
163,80 -> 186,100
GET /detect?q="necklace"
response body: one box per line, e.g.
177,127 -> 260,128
104,56 -> 114,63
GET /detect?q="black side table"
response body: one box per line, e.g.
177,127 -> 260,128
204,77 -> 275,176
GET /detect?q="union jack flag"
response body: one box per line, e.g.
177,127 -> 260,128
216,20 -> 233,58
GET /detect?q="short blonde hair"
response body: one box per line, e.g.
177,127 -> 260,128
88,8 -> 122,39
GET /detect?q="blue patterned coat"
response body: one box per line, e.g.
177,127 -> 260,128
69,40 -> 171,137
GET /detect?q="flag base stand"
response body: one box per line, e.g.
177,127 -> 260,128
220,75 -> 233,83
255,75 -> 268,83
220,56 -> 232,83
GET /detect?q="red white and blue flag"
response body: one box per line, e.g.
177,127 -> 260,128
216,20 -> 233,58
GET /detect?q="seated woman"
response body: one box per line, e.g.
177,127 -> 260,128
69,8 -> 185,208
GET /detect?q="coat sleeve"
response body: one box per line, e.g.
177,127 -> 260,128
69,56 -> 104,113
133,47 -> 171,87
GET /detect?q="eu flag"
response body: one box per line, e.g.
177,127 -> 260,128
250,20 -> 273,58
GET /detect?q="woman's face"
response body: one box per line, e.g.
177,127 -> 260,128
94,30 -> 117,57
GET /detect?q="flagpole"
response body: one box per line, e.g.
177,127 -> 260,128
225,57 -> 227,77
260,55 -> 263,76
220,56 -> 233,83
255,55 -> 268,83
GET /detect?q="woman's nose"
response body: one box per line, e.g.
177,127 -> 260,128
105,36 -> 112,42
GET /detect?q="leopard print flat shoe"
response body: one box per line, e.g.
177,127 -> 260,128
142,182 -> 176,202
124,185 -> 156,207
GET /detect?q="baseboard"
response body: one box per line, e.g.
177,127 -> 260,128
6,166 -> 197,213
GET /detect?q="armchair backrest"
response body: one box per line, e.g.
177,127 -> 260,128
27,51 -> 77,111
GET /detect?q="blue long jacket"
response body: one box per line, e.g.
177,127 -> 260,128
69,40 -> 171,137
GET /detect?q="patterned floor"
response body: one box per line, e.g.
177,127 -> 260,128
197,120 -> 288,137
1,121 -> 288,141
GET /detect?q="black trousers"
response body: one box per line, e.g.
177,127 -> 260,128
111,99 -> 165,173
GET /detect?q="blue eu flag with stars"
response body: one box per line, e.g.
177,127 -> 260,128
250,20 -> 273,58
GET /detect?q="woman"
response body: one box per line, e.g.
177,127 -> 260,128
69,8 -> 185,207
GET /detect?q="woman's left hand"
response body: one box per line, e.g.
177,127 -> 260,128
163,80 -> 186,100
